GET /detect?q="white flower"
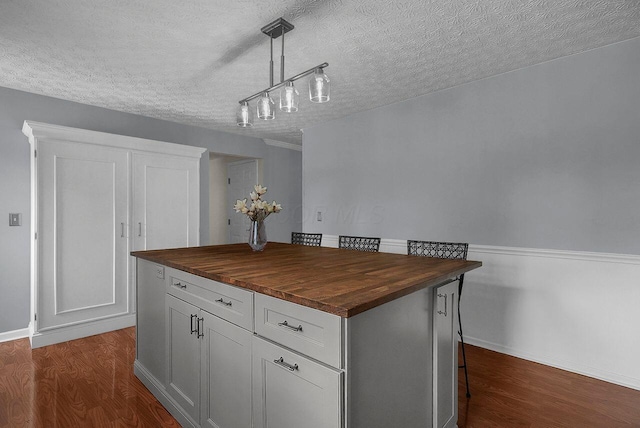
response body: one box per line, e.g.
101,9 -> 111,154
233,199 -> 247,213
233,184 -> 282,222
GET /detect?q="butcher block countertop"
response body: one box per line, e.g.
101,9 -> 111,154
132,242 -> 482,318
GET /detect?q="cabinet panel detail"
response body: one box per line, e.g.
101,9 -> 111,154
252,335 -> 342,428
200,311 -> 252,428
255,293 -> 341,368
166,295 -> 200,421
433,282 -> 459,428
166,267 -> 253,331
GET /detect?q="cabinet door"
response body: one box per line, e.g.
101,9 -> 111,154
433,281 -> 459,428
36,140 -> 129,330
166,294 -> 201,422
252,336 -> 342,428
132,153 -> 200,251
200,311 -> 252,428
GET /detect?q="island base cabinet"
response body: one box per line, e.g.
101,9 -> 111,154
433,281 -> 459,428
166,295 -> 201,423
200,311 -> 252,428
252,336 -> 342,428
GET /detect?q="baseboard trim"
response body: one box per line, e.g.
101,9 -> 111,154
464,336 -> 640,392
0,327 -> 30,343
30,314 -> 136,348
134,361 -> 198,428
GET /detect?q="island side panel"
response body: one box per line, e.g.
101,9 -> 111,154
345,286 -> 434,428
135,258 -> 167,385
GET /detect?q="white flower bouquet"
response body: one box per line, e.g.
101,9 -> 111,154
233,184 -> 282,222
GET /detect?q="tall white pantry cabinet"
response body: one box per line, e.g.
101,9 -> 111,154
22,121 -> 205,348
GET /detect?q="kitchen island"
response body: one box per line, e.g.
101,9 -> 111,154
132,242 -> 481,428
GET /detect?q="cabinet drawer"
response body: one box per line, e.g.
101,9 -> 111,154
255,293 -> 342,368
166,268 -> 253,331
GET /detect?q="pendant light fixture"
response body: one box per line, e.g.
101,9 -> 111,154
236,101 -> 253,127
280,81 -> 299,112
236,17 -> 330,127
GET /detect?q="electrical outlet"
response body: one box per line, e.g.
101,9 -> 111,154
317,211 -> 322,222
155,266 -> 164,279
9,213 -> 21,226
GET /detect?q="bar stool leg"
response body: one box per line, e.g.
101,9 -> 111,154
458,283 -> 471,398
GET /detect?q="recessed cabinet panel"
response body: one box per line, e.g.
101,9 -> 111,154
166,294 -> 201,422
133,153 -> 199,252
200,311 -> 252,428
433,281 -> 458,428
56,157 -> 117,312
252,335 -> 342,428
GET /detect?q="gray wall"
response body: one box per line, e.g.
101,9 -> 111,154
0,87 -> 302,334
303,37 -> 640,255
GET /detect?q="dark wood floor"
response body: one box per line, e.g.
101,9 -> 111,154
0,328 -> 179,427
457,343 -> 640,427
1,328 -> 639,427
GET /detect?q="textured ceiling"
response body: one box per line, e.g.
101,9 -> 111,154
1,0 -> 639,145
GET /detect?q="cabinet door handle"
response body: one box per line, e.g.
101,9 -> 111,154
277,320 -> 303,332
190,314 -> 198,335
120,222 -> 125,238
197,317 -> 204,338
215,298 -> 232,307
175,281 -> 187,289
138,222 -> 142,237
437,293 -> 448,316
273,357 -> 298,371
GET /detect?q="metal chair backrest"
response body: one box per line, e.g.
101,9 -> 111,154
407,240 -> 468,260
338,235 -> 381,252
291,232 -> 323,247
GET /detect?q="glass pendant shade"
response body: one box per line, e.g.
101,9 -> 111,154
280,81 -> 299,112
257,92 -> 275,120
236,101 -> 253,127
309,68 -> 330,103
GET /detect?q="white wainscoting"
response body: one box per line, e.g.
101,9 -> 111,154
321,235 -> 640,390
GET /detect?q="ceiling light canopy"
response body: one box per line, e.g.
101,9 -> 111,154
236,17 -> 330,127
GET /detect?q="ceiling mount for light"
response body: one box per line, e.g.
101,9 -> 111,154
236,17 -> 330,127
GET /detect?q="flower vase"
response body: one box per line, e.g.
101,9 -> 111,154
248,220 -> 267,251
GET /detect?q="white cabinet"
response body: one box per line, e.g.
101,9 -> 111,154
23,121 -> 204,348
252,335 -> 342,428
433,281 -> 459,428
164,268 -> 253,428
132,153 -> 200,252
200,310 -> 252,428
166,294 -> 201,422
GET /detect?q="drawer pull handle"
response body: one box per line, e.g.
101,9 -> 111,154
278,320 -> 303,332
175,281 -> 187,289
215,298 -> 232,307
190,314 -> 198,334
437,293 -> 448,316
274,357 -> 298,371
197,317 -> 204,338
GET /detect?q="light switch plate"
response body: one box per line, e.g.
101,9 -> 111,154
9,213 -> 21,226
